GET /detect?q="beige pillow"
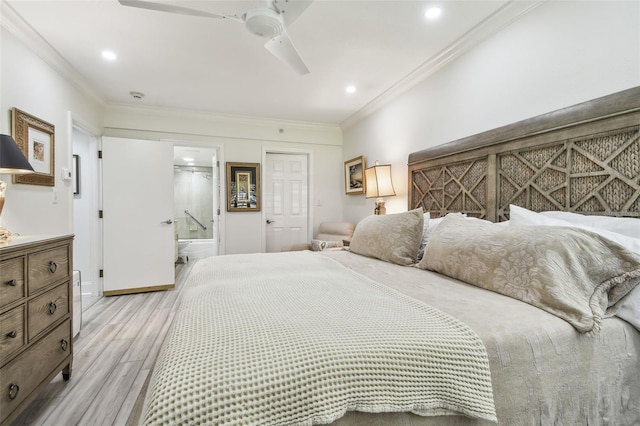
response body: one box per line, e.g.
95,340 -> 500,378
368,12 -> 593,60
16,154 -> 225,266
350,208 -> 424,265
419,214 -> 640,333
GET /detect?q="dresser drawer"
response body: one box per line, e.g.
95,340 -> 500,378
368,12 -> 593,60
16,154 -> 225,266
28,246 -> 70,295
0,319 -> 71,424
0,306 -> 25,363
28,283 -> 69,340
0,257 -> 26,309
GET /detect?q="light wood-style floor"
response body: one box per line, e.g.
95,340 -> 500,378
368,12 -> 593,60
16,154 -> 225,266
11,262 -> 194,426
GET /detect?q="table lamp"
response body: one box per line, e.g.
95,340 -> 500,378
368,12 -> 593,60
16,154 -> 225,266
365,161 -> 395,215
0,134 -> 35,241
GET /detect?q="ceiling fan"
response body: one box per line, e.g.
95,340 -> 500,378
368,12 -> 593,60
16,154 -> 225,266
117,0 -> 313,75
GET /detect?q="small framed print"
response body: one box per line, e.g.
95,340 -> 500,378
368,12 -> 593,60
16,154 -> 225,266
12,108 -> 55,186
344,156 -> 366,195
226,162 -> 260,212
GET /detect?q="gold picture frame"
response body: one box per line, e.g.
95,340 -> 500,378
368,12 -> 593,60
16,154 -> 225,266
344,156 -> 366,195
226,162 -> 261,212
12,108 -> 55,186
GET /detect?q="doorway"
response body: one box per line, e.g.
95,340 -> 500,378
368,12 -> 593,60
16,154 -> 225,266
173,145 -> 222,261
71,126 -> 102,311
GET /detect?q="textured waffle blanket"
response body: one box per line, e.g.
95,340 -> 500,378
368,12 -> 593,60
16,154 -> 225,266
143,251 -> 496,425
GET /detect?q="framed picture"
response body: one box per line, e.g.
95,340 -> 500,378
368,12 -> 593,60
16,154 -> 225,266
12,108 -> 55,186
226,162 -> 261,212
72,154 -> 80,195
344,156 -> 366,195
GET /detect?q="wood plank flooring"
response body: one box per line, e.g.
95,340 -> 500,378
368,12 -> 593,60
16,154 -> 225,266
11,262 -> 194,426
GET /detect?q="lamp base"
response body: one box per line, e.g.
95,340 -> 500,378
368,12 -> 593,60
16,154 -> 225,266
374,198 -> 386,215
0,181 -> 10,244
0,226 -> 11,246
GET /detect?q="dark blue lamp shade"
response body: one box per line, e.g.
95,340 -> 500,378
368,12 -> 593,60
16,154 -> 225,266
0,134 -> 34,174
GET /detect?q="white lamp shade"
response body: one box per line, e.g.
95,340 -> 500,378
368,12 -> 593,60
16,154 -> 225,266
365,164 -> 395,198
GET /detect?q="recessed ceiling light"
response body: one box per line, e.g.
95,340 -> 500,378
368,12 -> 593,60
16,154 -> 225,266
183,157 -> 195,162
345,85 -> 357,94
101,50 -> 117,61
424,6 -> 442,20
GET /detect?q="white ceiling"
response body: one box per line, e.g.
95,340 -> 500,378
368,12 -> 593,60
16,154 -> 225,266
4,0 -> 537,125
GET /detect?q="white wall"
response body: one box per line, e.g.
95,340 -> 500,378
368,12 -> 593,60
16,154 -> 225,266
0,27 -> 104,236
342,0 -> 640,224
4,0 -> 638,251
103,105 -> 343,254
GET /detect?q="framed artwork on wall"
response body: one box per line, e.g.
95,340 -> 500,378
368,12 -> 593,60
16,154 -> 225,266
226,162 -> 261,212
344,155 -> 366,195
12,108 -> 55,186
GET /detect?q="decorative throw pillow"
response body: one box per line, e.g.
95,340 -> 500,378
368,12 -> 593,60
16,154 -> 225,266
420,214 -> 640,333
310,239 -> 343,251
509,205 -> 640,329
350,208 -> 424,265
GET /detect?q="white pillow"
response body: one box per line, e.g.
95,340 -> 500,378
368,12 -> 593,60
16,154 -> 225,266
540,211 -> 640,239
416,212 -> 431,260
617,285 -> 640,331
509,205 -> 640,254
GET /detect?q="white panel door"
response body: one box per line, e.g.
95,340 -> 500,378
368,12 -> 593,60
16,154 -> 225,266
265,153 -> 308,252
102,137 -> 175,294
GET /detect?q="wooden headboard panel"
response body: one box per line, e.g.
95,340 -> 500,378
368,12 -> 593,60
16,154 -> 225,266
408,86 -> 640,221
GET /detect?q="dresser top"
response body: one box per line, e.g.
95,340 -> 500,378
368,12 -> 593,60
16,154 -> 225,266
0,234 -> 74,251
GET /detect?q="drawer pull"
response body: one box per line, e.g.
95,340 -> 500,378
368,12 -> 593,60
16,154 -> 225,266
5,279 -> 17,286
8,383 -> 19,400
48,302 -> 57,315
6,330 -> 17,338
60,339 -> 69,351
48,261 -> 58,273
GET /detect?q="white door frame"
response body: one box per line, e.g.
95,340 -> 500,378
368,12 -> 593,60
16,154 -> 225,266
68,111 -> 103,297
262,147 -> 313,252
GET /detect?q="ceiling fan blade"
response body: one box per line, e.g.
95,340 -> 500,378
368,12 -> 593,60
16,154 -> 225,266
272,0 -> 314,27
264,30 -> 309,75
118,0 -> 235,20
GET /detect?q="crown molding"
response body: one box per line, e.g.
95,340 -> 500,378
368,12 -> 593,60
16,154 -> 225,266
340,0 -> 545,130
1,0 -> 105,107
105,102 -> 342,132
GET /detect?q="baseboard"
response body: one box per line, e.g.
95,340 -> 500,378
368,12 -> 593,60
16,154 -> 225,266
103,284 -> 175,297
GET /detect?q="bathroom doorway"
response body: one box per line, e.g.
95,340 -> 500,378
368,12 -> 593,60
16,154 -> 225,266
173,146 -> 222,261
71,125 -> 102,312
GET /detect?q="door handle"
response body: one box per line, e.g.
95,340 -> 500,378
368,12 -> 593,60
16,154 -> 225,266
266,219 -> 275,224
161,219 -> 174,225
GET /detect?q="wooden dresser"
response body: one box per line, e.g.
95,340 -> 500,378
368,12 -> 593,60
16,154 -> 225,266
0,235 -> 73,425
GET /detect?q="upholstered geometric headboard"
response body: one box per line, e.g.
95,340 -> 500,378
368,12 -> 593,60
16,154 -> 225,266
408,87 -> 640,221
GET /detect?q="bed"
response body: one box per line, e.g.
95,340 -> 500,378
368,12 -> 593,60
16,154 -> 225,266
141,87 -> 640,426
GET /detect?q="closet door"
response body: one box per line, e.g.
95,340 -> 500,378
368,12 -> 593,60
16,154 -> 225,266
264,153 -> 309,252
102,137 -> 175,295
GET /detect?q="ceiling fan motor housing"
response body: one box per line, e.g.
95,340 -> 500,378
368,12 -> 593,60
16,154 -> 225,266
245,8 -> 284,38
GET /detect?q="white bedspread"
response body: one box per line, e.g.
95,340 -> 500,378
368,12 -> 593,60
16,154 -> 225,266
143,251 -> 496,425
